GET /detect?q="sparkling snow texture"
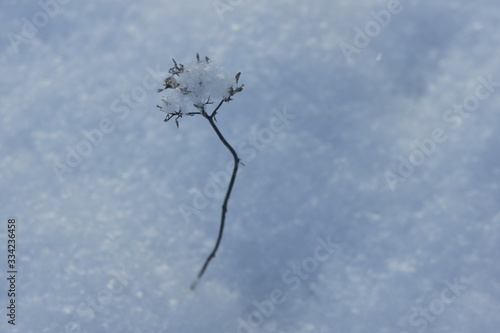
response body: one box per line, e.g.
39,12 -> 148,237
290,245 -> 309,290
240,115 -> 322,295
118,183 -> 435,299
0,1 -> 499,333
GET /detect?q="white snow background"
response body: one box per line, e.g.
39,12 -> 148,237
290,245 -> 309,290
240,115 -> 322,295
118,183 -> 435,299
1,0 -> 499,332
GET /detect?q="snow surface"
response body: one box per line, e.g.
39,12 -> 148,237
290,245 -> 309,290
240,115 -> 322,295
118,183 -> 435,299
0,0 -> 499,332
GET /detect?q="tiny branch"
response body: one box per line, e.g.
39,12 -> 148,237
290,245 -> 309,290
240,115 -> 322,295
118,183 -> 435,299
190,99 -> 240,290
156,54 -> 244,290
210,99 -> 225,119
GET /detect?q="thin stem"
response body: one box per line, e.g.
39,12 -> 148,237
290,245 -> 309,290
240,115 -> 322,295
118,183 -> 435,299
210,100 -> 225,118
190,100 -> 240,290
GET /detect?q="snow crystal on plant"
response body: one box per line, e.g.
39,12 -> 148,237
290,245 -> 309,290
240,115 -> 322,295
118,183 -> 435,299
177,61 -> 234,101
157,58 -> 240,116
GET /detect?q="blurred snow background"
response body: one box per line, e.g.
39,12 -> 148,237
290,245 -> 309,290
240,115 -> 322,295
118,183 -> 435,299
0,0 -> 499,332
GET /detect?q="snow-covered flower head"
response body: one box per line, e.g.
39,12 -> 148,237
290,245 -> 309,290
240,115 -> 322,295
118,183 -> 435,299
156,54 -> 243,126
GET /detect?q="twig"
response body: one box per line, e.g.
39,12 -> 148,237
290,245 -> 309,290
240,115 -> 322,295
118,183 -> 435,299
190,99 -> 240,290
157,56 -> 244,289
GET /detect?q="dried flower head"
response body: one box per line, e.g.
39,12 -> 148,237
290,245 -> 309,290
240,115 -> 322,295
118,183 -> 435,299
156,53 -> 243,126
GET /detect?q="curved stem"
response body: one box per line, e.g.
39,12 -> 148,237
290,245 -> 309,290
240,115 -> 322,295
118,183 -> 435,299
191,101 -> 240,290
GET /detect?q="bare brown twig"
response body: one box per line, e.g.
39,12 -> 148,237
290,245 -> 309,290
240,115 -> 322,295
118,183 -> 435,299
190,100 -> 240,290
157,54 -> 244,289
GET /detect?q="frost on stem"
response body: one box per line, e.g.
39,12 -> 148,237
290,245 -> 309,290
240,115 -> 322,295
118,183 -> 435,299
157,53 -> 243,127
156,54 -> 244,289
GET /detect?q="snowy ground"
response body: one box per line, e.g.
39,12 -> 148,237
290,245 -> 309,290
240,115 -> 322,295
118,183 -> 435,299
1,0 -> 499,332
